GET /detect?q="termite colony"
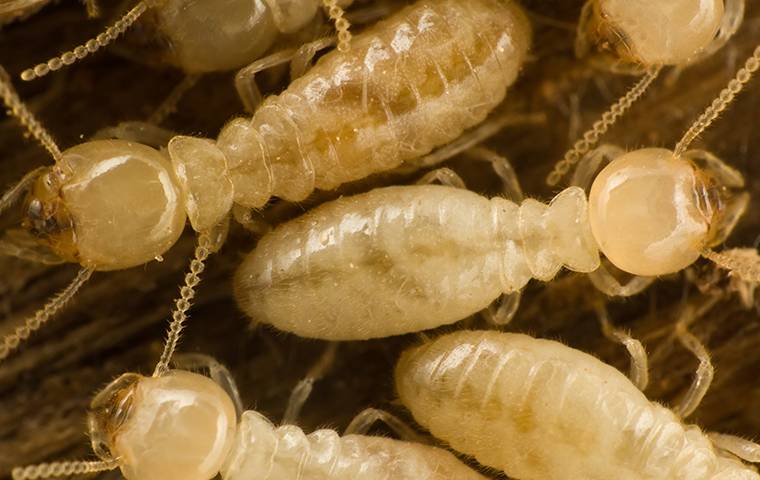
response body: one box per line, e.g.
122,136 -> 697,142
1,0 -> 760,479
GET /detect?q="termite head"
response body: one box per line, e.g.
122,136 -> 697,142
588,148 -> 746,277
18,140 -> 187,271
577,0 -> 724,72
123,0 -> 279,73
88,371 -> 237,480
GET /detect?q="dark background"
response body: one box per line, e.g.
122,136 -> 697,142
1,0 -> 759,478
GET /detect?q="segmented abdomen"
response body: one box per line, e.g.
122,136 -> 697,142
395,331 -> 759,480
222,0 -> 531,206
222,411 -> 486,480
234,185 -> 598,340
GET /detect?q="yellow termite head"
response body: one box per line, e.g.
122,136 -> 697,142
88,370 -> 237,480
122,0 -> 279,73
19,140 -> 186,271
588,148 -> 746,277
578,0 -> 725,72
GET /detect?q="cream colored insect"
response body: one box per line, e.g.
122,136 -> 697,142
12,327 -> 486,480
233,44 -> 760,341
395,329 -> 760,480
545,0 -> 745,186
20,0 -> 355,110
0,0 -> 99,26
0,0 -> 532,361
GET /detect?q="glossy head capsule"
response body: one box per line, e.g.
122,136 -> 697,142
588,148 -> 712,276
23,140 -> 186,270
88,370 -> 237,480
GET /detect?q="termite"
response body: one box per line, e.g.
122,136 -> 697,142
0,0 -> 98,26
233,43 -> 760,341
19,0 -> 356,110
395,327 -> 760,479
11,296 -> 487,480
545,0 -> 745,186
0,0 -> 532,361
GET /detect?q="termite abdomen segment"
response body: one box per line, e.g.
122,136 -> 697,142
588,148 -> 712,276
22,140 -> 186,270
577,0 -> 725,72
88,371 -> 237,480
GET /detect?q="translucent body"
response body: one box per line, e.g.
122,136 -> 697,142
588,149 -> 711,276
589,0 -> 724,65
90,370 -> 486,480
142,0 -> 279,72
211,0 -> 532,206
395,331 -> 760,480
222,411 -> 487,480
25,140 -> 186,270
234,185 -> 599,340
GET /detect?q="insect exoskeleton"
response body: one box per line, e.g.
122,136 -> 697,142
20,0 -> 354,80
395,330 -> 760,480
546,0 -> 744,186
15,368 -> 488,480
122,0 -> 353,73
0,0 -> 532,360
232,144 -> 741,340
577,0 -> 735,72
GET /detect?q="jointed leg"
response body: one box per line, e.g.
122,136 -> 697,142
482,291 -> 521,327
672,307 -> 714,419
594,301 -> 649,391
289,36 -> 337,80
90,121 -> 177,147
171,353 -> 243,417
147,74 -> 202,125
464,146 -> 523,202
345,408 -> 424,443
282,343 -> 339,424
568,144 -> 625,191
709,433 -> 760,463
588,260 -> 654,297
415,168 -> 466,189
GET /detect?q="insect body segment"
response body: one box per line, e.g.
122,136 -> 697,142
395,331 -> 760,480
234,185 -> 598,340
203,0 -> 532,207
74,369 -> 487,480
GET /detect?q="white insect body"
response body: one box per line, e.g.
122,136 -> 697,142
395,330 -> 760,480
0,0 -> 531,360
234,184 -> 598,340
13,369 -> 487,480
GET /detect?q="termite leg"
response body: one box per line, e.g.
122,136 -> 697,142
594,300 -> 649,391
415,167 -> 466,189
344,408 -> 424,443
282,343 -> 339,425
673,308 -> 714,419
588,260 -> 654,297
235,35 -> 336,113
235,47 -> 298,112
232,205 -> 272,236
708,433 -> 760,463
463,146 -> 523,201
482,292 -> 521,327
89,121 -> 177,147
569,144 -> 624,192
289,37 -> 337,80
171,353 -> 243,417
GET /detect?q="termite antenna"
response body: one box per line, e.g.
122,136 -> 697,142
0,267 -> 94,362
20,1 -> 150,81
546,66 -> 661,186
12,459 -> 117,480
0,67 -> 61,161
675,44 -> 760,156
703,248 -> 760,284
322,0 -> 352,52
152,232 -> 212,377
